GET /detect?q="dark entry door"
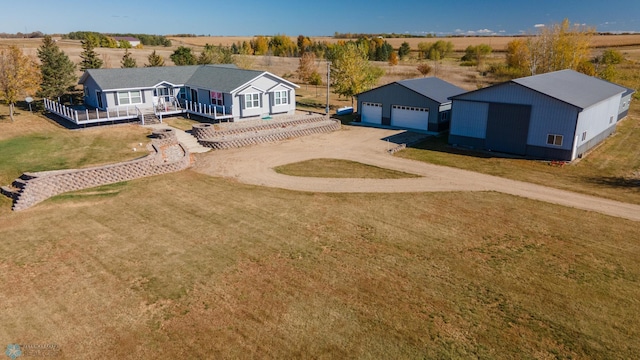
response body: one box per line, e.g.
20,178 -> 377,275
485,103 -> 531,155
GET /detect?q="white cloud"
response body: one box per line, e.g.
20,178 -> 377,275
534,24 -> 545,28
499,30 -> 506,33
477,29 -> 493,34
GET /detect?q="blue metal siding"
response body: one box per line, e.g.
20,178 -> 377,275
357,83 -> 440,128
449,100 -> 488,139
453,83 -> 579,151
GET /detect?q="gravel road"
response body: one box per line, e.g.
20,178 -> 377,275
193,125 -> 640,222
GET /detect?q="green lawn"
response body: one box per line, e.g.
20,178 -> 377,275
274,158 -> 420,179
0,110 -> 151,186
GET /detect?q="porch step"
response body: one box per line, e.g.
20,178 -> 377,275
1,185 -> 20,201
142,114 -> 161,125
12,178 -> 28,189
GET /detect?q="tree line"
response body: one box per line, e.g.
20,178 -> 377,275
66,31 -> 171,47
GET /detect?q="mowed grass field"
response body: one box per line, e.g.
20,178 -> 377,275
1,170 -> 639,359
0,105 -> 640,358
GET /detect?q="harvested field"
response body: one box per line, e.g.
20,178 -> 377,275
169,34 -> 640,51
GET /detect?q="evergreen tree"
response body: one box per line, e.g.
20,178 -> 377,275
145,50 -> 165,67
79,37 -> 103,71
398,42 -> 411,60
170,46 -> 197,65
37,35 -> 76,99
121,49 -> 137,68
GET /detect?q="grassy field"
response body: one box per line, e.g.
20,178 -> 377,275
0,169 -> 639,358
274,158 -> 420,179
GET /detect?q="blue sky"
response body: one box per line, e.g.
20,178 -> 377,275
2,0 -> 639,36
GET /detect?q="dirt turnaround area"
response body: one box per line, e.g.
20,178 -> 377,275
194,125 -> 640,222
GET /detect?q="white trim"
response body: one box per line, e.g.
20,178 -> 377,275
237,85 -> 266,96
273,90 -> 289,106
151,81 -> 180,88
244,93 -> 260,109
266,83 -> 295,92
117,90 -> 143,106
230,71 -> 300,94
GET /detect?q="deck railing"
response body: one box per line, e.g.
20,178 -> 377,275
182,100 -> 233,120
44,98 -> 148,125
44,98 -> 235,124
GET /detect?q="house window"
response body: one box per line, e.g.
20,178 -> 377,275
274,90 -> 288,106
154,87 -> 170,97
117,90 -> 142,105
178,87 -> 186,99
245,93 -> 260,109
440,111 -> 449,122
581,131 -> 587,141
547,134 -> 563,146
211,91 -> 224,106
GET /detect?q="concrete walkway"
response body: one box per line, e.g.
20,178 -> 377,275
144,123 -> 210,154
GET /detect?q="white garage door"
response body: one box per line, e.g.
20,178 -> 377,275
391,105 -> 429,130
361,102 -> 382,125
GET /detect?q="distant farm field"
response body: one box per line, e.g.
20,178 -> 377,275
169,34 -> 640,51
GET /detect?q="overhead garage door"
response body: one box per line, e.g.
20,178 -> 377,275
391,105 -> 429,130
361,102 -> 382,125
485,103 -> 531,155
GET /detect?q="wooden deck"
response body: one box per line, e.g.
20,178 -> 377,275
44,98 -> 235,125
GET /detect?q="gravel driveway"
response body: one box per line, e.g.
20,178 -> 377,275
193,125 -> 640,222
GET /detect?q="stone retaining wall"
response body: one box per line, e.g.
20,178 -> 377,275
198,121 -> 341,150
2,138 -> 191,211
192,115 -> 329,139
192,114 -> 340,150
388,143 -> 407,154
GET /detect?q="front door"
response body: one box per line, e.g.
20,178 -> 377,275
190,88 -> 198,103
96,91 -> 103,109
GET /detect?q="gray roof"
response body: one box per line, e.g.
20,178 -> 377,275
187,66 -> 265,93
512,69 -> 626,109
80,66 -> 201,89
396,77 -> 466,103
79,65 -> 296,93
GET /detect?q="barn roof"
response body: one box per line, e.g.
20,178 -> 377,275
357,77 -> 466,104
396,77 -> 467,103
511,69 -> 626,109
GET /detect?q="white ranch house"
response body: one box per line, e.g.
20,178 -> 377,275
46,65 -> 299,125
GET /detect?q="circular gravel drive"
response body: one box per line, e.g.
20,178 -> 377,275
193,125 -> 640,222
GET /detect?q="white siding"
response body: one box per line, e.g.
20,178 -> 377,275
575,94 -> 621,145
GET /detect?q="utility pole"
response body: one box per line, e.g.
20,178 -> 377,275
326,61 -> 330,115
